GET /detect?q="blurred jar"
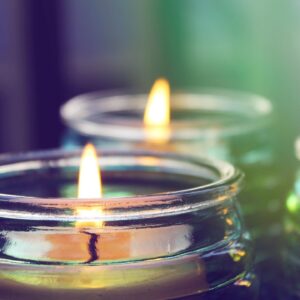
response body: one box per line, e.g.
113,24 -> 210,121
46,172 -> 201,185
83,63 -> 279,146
282,137 -> 300,299
60,89 -> 282,251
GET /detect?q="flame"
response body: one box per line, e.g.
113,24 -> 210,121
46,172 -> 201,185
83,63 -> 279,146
78,143 -> 102,198
77,143 -> 103,227
144,78 -> 171,144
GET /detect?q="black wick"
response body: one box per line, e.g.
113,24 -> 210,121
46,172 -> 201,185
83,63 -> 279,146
81,231 -> 100,263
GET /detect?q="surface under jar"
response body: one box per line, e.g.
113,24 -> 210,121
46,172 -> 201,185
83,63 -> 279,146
0,150 -> 257,299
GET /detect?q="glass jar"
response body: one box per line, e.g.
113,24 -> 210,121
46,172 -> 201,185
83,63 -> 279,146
0,149 -> 257,299
282,137 -> 300,298
60,89 -> 283,249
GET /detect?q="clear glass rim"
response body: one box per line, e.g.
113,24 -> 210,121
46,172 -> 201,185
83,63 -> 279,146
60,88 -> 273,141
0,149 -> 243,221
295,136 -> 300,160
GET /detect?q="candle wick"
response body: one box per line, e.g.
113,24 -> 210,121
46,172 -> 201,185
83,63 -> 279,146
81,231 -> 99,263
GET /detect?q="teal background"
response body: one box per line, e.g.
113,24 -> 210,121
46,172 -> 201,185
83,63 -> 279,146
0,0 -> 298,167
153,1 -> 299,166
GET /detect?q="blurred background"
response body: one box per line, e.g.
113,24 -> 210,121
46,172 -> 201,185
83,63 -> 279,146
0,0 -> 299,161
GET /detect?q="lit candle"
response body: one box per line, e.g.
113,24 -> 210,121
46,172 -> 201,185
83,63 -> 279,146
0,148 -> 256,299
60,79 -> 273,166
2,144 -> 193,263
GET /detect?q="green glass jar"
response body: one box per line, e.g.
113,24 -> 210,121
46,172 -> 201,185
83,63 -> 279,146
283,137 -> 300,298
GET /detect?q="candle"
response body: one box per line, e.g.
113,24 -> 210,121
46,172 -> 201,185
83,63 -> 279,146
60,80 -> 273,164
0,149 -> 257,299
282,136 -> 300,298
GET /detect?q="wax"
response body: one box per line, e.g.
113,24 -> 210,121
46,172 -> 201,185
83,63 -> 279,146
2,225 -> 192,263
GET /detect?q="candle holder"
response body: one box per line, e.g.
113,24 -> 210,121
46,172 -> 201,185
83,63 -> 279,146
0,149 -> 257,299
282,137 -> 300,298
60,89 -> 284,250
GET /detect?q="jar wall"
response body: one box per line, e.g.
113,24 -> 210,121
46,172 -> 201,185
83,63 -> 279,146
0,150 -> 257,299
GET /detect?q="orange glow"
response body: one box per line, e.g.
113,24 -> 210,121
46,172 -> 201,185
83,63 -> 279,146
78,143 -> 102,198
144,78 -> 171,144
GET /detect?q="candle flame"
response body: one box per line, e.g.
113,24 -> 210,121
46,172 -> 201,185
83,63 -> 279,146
144,78 -> 171,144
78,143 -> 102,198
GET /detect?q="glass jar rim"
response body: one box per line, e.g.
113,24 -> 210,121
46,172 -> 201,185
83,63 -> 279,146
60,88 -> 273,142
0,149 -> 243,222
296,136 -> 300,160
